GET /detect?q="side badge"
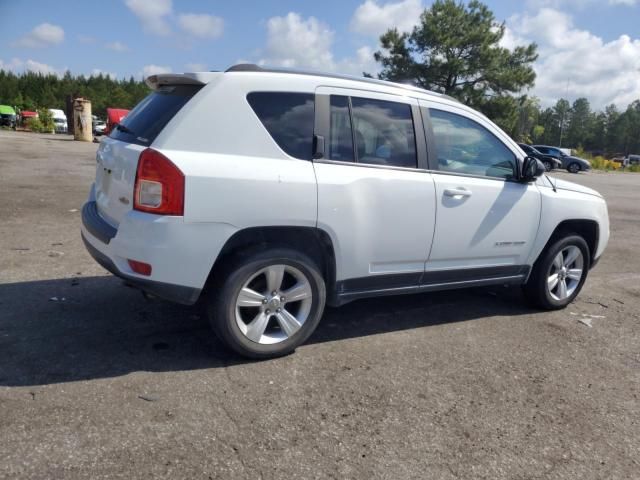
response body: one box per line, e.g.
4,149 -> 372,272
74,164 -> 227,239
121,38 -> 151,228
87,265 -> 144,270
495,241 -> 526,247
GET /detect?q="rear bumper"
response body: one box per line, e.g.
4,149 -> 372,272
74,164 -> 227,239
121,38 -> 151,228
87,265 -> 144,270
82,201 -> 116,244
82,233 -> 201,304
81,200 -> 202,305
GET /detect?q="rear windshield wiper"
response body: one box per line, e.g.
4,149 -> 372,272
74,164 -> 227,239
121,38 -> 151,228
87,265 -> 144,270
116,123 -> 135,135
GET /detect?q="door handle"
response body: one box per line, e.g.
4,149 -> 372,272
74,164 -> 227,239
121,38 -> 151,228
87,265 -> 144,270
443,187 -> 472,198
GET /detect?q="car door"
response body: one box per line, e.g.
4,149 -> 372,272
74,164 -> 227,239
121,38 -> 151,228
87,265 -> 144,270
419,100 -> 541,282
313,87 -> 436,294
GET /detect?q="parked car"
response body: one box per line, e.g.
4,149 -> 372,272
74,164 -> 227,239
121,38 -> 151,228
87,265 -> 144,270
104,108 -> 129,136
0,105 -> 17,128
532,145 -> 591,173
93,119 -> 106,136
81,64 -> 610,358
49,109 -> 68,133
626,154 -> 640,166
517,143 -> 561,172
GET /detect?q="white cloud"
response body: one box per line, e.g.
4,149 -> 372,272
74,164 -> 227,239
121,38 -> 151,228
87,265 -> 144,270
506,8 -> 640,109
258,12 -> 378,77
350,0 -> 423,37
185,62 -> 207,71
0,58 -> 24,71
608,0 -> 638,4
178,13 -> 224,39
105,41 -> 129,52
142,64 -> 172,77
12,23 -> 64,48
0,57 -> 61,75
125,0 -> 172,36
338,46 -> 379,76
24,59 -> 59,74
260,13 -> 335,70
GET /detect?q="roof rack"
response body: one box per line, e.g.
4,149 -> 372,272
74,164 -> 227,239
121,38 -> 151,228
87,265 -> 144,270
224,64 -> 458,102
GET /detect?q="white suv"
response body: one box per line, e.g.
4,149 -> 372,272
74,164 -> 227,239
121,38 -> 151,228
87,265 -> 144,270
81,64 -> 609,358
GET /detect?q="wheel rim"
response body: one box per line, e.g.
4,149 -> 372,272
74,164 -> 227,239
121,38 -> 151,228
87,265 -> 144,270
234,264 -> 313,345
547,246 -> 584,301
569,163 -> 579,173
544,161 -> 551,171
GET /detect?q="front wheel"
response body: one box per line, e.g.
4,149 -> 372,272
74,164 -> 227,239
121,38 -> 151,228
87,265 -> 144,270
523,235 -> 590,310
207,248 -> 326,359
568,162 -> 581,174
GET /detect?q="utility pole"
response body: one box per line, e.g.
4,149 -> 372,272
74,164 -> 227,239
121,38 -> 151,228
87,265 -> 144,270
559,78 -> 570,147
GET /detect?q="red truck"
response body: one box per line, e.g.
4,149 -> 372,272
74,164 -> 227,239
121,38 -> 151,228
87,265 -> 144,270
104,108 -> 130,136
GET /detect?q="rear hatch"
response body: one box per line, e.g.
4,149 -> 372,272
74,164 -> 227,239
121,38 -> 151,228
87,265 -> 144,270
94,82 -> 203,227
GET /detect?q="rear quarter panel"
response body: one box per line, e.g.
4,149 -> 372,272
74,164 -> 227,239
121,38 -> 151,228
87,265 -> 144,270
149,75 -> 319,288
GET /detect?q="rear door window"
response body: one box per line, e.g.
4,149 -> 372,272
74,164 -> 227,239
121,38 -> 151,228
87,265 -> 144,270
536,146 -> 553,155
351,97 -> 417,168
109,85 -> 201,146
327,95 -> 417,168
247,92 -> 315,160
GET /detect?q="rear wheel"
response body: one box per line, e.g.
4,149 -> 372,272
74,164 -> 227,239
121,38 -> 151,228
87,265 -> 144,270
568,162 -> 581,173
543,160 -> 552,172
207,248 -> 326,359
523,234 -> 590,310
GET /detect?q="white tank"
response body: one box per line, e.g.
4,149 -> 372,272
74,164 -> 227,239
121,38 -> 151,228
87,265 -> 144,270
73,98 -> 92,142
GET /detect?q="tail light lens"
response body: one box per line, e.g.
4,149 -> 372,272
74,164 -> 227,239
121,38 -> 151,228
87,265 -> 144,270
128,259 -> 152,276
134,148 -> 184,215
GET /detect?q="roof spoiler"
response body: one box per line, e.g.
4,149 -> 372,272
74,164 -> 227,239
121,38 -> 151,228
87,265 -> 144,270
145,72 -> 221,90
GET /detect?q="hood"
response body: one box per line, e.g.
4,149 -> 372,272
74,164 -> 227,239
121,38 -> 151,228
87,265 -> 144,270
547,176 -> 602,198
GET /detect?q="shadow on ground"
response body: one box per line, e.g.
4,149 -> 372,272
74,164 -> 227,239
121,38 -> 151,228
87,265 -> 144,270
0,275 -> 534,387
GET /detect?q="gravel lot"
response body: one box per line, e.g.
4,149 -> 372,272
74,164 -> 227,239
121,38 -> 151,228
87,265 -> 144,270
1,130 -> 638,479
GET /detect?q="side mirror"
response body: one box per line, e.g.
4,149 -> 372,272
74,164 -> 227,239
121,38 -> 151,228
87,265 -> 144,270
521,156 -> 546,182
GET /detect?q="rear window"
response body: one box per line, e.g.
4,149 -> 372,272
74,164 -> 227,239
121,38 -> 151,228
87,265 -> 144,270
109,85 -> 201,146
247,92 -> 314,160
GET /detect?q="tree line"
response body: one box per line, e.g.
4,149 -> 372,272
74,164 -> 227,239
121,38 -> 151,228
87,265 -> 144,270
515,97 -> 640,156
0,70 -> 149,119
1,0 -> 638,155
372,0 -> 640,156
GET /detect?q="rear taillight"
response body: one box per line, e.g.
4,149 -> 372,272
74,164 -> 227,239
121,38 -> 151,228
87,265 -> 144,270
134,148 -> 184,215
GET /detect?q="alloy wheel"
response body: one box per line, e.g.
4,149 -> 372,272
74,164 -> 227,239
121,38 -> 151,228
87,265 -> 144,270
547,245 -> 584,301
234,264 -> 313,344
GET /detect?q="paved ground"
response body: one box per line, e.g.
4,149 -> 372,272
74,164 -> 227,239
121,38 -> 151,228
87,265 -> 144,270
1,130 -> 638,479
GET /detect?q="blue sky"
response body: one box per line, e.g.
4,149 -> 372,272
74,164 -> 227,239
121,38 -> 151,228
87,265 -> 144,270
1,0 -> 639,108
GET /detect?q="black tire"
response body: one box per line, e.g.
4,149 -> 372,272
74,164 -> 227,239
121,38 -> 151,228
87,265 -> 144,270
543,160 -> 552,172
523,234 -> 590,310
207,248 -> 326,359
567,162 -> 581,174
